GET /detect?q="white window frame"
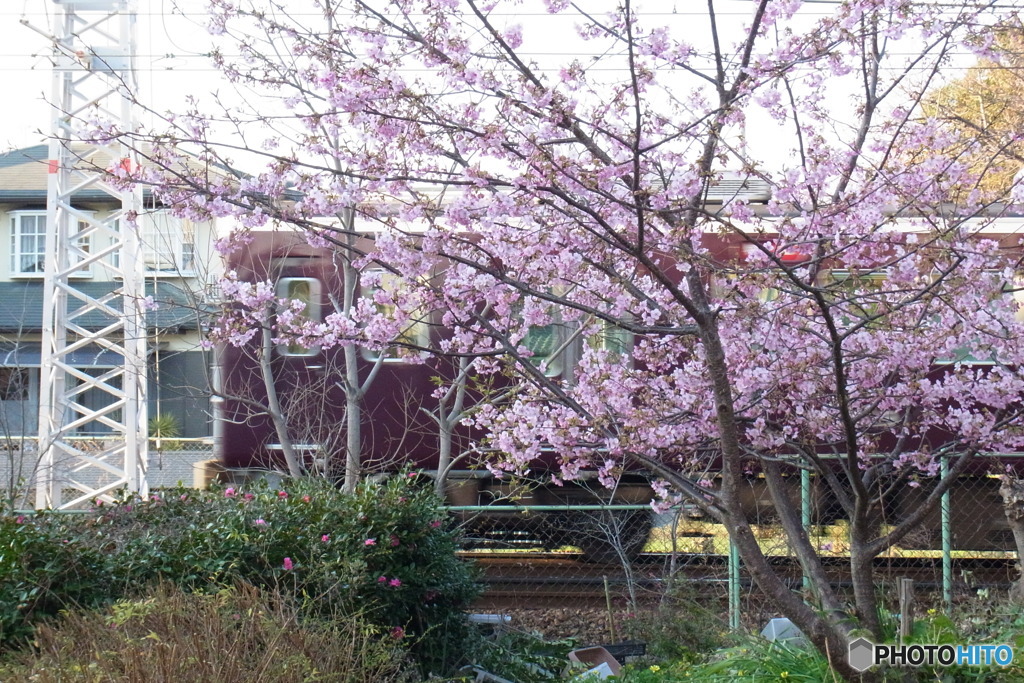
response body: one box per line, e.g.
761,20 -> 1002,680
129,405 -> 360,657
10,210 -> 92,278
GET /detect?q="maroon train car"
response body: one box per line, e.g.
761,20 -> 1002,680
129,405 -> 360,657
213,230 -> 656,557
214,228 -> 1024,553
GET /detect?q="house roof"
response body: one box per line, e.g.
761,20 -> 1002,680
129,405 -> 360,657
0,281 -> 205,333
0,144 -> 117,203
0,143 -> 236,204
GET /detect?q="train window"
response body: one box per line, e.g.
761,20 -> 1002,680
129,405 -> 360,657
276,277 -> 322,357
512,298 -> 568,377
586,321 -> 632,361
824,269 -> 888,322
938,269 -> 1020,365
521,321 -> 566,377
360,269 -> 430,362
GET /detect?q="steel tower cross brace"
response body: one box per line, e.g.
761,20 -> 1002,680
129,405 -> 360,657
35,0 -> 148,509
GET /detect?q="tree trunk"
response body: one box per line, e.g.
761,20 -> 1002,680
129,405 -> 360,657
259,323 -> 303,478
342,342 -> 361,494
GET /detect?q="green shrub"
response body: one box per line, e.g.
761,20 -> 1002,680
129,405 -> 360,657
0,475 -> 480,675
620,581 -> 727,664
471,629 -> 577,682
0,582 -> 416,682
0,513 -> 110,646
682,636 -> 840,682
147,413 -> 182,450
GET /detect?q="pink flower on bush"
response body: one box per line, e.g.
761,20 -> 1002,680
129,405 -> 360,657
378,575 -> 387,583
390,626 -> 405,640
389,578 -> 402,587
321,534 -> 330,542
179,494 -> 188,502
15,516 -> 25,524
390,535 -> 400,547
430,520 -> 442,528
224,487 -> 236,498
301,495 -> 311,503
254,518 -> 267,526
243,493 -> 254,501
278,491 -> 288,499
282,557 -> 294,571
364,538 -> 376,546
407,471 -> 417,478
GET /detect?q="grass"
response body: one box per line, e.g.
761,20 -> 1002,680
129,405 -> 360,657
0,582 -> 416,682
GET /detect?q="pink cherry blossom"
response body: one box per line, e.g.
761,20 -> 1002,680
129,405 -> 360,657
108,0 -> 1024,674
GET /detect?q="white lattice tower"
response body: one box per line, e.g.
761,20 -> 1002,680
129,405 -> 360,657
35,0 -> 148,509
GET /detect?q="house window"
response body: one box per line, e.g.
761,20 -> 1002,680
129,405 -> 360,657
10,211 -> 91,277
74,369 -> 121,435
360,269 -> 430,362
138,212 -> 196,275
0,367 -> 38,436
276,277 -> 322,357
10,212 -> 45,275
0,368 -> 30,401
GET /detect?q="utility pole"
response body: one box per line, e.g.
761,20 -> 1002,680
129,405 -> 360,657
33,0 -> 148,509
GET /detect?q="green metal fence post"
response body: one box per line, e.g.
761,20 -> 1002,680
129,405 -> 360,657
801,468 -> 811,593
729,534 -> 741,631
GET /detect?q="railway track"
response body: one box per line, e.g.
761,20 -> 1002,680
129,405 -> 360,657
466,551 -> 1020,610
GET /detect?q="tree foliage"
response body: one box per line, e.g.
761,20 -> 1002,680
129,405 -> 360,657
97,1 -> 1024,679
924,17 -> 1024,198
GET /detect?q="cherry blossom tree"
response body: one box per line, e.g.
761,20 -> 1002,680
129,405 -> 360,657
100,0 -> 1024,678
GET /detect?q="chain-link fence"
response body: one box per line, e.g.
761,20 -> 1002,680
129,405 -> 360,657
451,467 -> 1023,646
5,447 -> 1020,647
0,438 -> 215,508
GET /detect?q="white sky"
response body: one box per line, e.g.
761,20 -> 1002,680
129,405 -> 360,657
2,0 -> 218,152
0,1 -> 990,168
